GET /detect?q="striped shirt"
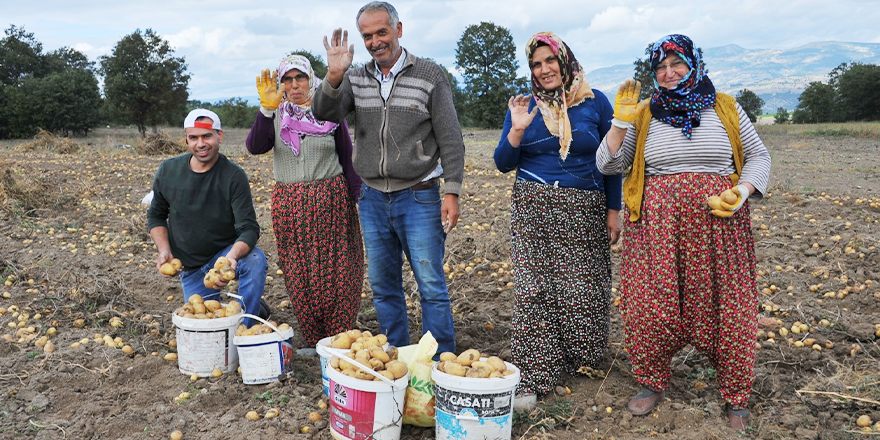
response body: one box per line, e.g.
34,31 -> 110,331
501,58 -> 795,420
596,103 -> 771,196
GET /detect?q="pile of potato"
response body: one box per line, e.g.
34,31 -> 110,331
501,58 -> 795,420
235,321 -> 291,336
204,257 -> 235,289
328,329 -> 408,382
160,258 -> 183,276
706,187 -> 743,218
175,294 -> 242,319
435,349 -> 517,379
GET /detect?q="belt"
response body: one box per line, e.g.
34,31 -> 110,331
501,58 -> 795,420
410,178 -> 438,191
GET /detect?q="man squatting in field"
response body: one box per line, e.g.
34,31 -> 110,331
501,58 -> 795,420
312,1 -> 465,355
147,109 -> 270,327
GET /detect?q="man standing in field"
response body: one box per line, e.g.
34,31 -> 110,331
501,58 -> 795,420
312,1 -> 464,354
147,109 -> 269,326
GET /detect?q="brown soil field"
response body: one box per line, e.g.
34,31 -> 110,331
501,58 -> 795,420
1,124 -> 879,439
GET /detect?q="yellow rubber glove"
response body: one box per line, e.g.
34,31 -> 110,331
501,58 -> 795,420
256,69 -> 282,110
611,79 -> 642,129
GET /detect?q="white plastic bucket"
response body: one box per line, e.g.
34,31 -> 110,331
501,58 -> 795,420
431,360 -> 521,440
233,314 -> 295,384
316,336 -> 333,396
171,306 -> 242,376
326,357 -> 409,440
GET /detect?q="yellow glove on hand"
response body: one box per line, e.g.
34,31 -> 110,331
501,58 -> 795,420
611,79 -> 642,128
256,69 -> 282,110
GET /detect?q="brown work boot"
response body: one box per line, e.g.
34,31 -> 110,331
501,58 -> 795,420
727,405 -> 749,431
627,386 -> 664,415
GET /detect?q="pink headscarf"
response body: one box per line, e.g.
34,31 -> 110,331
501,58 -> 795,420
277,55 -> 337,156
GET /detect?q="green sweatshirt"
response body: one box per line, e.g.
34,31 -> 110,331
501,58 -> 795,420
147,153 -> 260,269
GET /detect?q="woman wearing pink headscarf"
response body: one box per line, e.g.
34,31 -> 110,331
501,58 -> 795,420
246,55 -> 363,356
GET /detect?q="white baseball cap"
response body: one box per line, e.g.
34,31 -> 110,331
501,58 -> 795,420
184,109 -> 222,130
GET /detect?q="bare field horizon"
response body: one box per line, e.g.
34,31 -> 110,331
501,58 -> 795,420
1,123 -> 879,439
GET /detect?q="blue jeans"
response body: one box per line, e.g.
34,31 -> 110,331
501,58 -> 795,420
179,245 -> 268,327
359,185 -> 456,355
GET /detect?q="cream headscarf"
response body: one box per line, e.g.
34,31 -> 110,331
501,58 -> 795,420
526,32 -> 594,161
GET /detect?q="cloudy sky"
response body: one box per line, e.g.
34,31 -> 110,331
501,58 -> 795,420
6,0 -> 880,103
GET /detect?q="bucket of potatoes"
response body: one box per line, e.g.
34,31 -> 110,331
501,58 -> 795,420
326,329 -> 409,383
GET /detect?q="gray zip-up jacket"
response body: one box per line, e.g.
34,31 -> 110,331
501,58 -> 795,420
311,50 -> 464,195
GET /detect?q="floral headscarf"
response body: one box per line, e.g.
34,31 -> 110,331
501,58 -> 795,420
277,55 -> 337,156
648,34 -> 717,139
526,32 -> 594,161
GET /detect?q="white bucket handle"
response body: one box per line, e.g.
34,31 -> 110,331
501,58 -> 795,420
324,347 -> 404,389
240,313 -> 285,337
223,292 -> 249,315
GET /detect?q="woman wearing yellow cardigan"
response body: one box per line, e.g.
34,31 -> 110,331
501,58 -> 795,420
596,34 -> 770,431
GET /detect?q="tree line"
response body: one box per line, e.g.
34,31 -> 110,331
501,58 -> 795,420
4,23 -> 879,139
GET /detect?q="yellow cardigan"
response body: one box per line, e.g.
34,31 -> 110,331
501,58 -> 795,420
623,93 -> 744,222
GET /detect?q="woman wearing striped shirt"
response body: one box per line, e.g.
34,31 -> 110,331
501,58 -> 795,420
596,34 -> 770,431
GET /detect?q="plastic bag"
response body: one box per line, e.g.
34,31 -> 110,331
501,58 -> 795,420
399,331 -> 438,426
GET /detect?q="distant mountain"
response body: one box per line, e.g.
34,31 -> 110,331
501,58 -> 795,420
587,41 -> 880,112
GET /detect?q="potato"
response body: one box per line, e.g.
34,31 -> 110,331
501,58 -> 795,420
215,257 -> 230,271
331,332 -> 352,349
720,188 -> 739,205
212,309 -> 226,318
245,411 -> 259,420
277,323 -> 290,331
188,294 -> 204,305
350,341 -> 364,352
170,430 -> 183,440
345,329 -> 362,341
164,353 -> 178,361
439,352 -> 458,362
329,356 -> 340,369
220,266 -> 235,281
342,368 -> 358,377
386,360 -> 408,379
361,331 -> 373,338
264,408 -> 279,419
471,361 -> 492,370
355,349 -> 371,365
487,356 -> 507,372
457,349 -> 480,366
160,263 -> 177,276
385,346 -> 398,360
193,303 -> 206,315
377,370 -> 395,381
707,195 -> 724,211
308,411 -> 322,422
376,334 -> 388,346
368,358 -> 385,371
489,371 -> 504,378
370,345 -> 391,363
170,259 -> 182,270
443,361 -> 466,377
203,300 -> 222,312
466,366 -> 491,378
226,301 -> 242,315
436,361 -> 447,373
354,369 -> 375,381
362,336 -> 379,349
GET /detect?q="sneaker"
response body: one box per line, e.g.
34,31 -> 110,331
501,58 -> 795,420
627,386 -> 664,416
258,299 -> 271,320
513,393 -> 537,411
296,347 -> 318,357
